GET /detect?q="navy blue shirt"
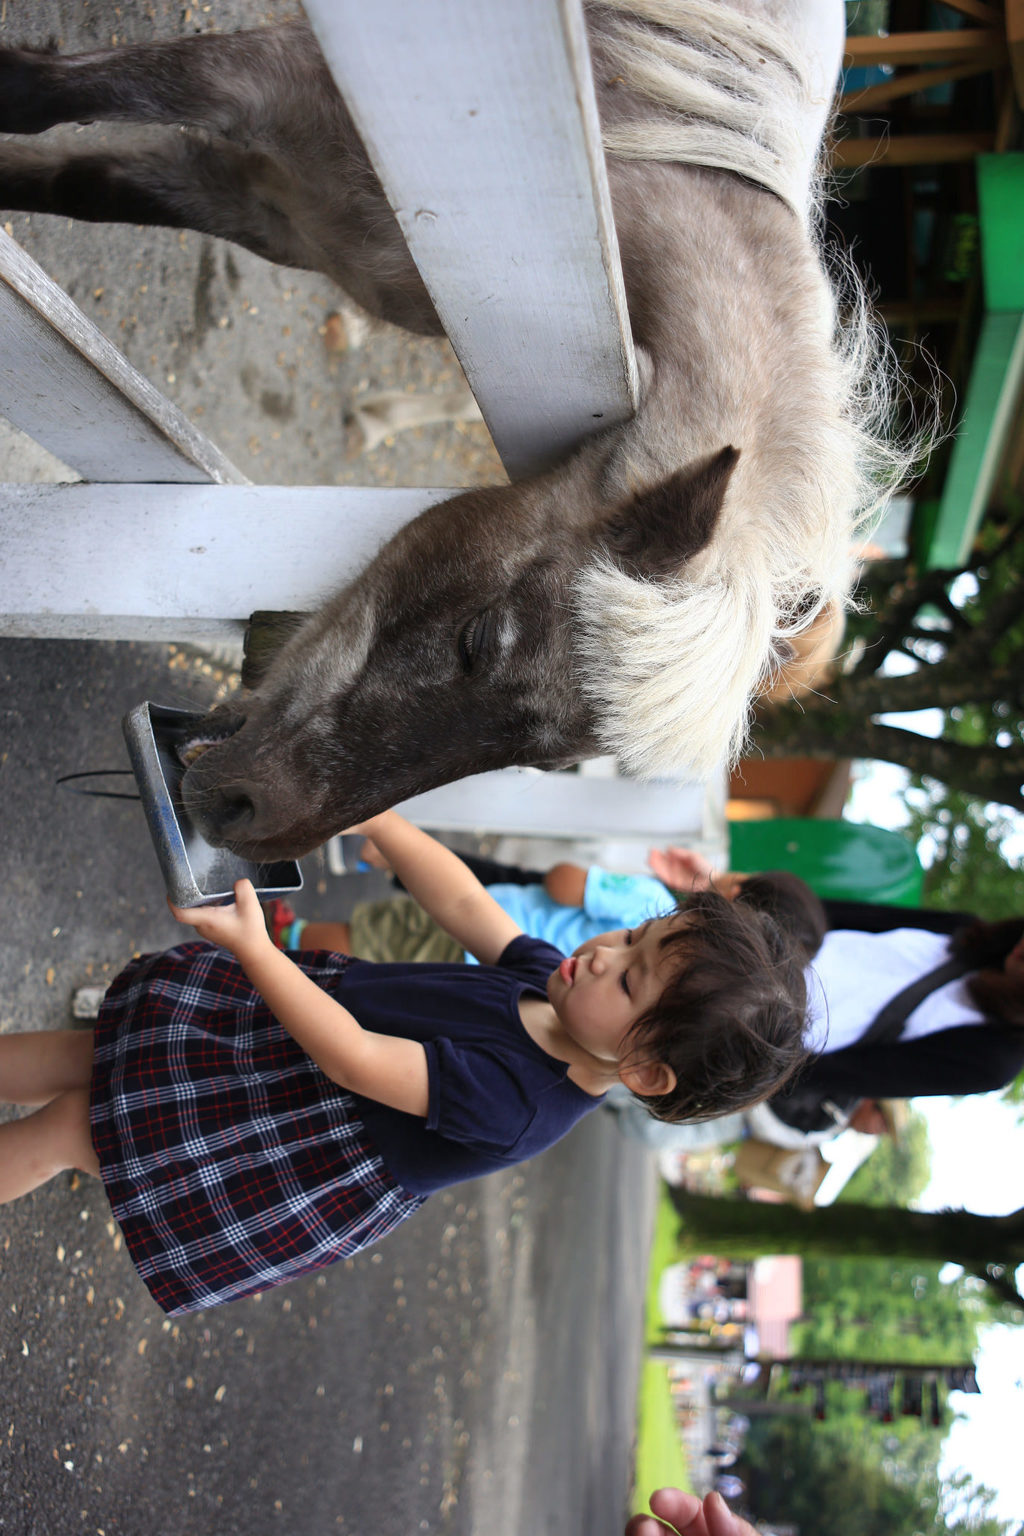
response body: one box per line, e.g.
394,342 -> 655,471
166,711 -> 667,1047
327,935 -> 601,1195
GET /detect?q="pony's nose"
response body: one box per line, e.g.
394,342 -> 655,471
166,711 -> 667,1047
202,784 -> 257,842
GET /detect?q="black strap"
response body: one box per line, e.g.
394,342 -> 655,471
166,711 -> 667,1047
857,956 -> 973,1049
56,769 -> 139,802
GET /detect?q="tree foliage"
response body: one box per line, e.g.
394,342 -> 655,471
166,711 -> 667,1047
738,1407 -> 1012,1536
901,781 -> 1021,922
1000,1066 -> 1024,1110
739,1412 -> 937,1536
838,1107 -> 932,1209
751,515 -> 1024,811
793,1255 -> 989,1364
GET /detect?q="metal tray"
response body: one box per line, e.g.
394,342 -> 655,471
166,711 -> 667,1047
122,701 -> 303,907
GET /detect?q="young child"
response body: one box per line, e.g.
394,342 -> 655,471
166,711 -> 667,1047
0,811 -> 809,1316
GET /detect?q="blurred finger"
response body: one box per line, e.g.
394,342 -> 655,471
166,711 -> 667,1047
703,1491 -> 755,1536
646,850 -> 675,882
626,1518 -> 674,1536
646,1489 -> 706,1534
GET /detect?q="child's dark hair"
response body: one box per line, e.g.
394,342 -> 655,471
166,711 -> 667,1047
734,870 -> 827,961
622,890 -> 810,1124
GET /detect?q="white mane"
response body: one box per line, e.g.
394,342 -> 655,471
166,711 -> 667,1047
572,0 -> 924,782
589,0 -> 831,220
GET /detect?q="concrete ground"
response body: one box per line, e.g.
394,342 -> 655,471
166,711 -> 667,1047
0,3 -> 658,1534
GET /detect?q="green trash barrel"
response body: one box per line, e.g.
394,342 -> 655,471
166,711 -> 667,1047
728,818 -> 923,905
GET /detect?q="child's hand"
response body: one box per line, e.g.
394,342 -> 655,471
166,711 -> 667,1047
626,1490 -> 759,1536
169,878 -> 270,960
647,846 -> 717,892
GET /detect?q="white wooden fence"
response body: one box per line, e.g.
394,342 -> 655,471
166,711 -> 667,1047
0,0 -> 719,856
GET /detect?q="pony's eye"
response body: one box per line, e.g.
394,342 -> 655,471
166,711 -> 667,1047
457,610 -> 491,674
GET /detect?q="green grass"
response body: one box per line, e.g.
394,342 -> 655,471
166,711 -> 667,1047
633,1359 -> 694,1511
630,1183 -> 693,1514
643,1181 -> 682,1341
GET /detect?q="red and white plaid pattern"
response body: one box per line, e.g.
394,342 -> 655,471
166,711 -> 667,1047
90,943 -> 423,1315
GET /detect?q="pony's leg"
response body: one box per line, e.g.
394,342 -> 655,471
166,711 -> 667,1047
0,24 -> 342,267
0,26 -> 441,330
0,1089 -> 100,1204
0,135 -> 323,270
0,23 -> 328,140
0,1027 -> 94,1106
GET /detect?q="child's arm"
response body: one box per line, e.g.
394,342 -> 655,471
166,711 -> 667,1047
352,811 -> 522,966
543,863 -> 588,907
170,881 -> 429,1117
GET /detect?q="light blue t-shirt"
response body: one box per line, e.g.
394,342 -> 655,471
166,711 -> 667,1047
464,867 -> 672,965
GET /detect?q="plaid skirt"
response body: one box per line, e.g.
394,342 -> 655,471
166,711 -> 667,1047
90,942 -> 424,1315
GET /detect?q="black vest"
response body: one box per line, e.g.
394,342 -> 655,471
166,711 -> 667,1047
770,954 -> 973,1134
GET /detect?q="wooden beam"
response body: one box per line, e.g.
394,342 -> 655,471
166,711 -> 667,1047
843,30 -> 1003,67
1008,0 -> 1024,107
0,483 -> 452,640
301,0 -> 638,480
936,0 -> 1002,24
878,298 -> 965,326
831,132 -> 995,168
0,229 -> 244,484
839,59 -> 994,114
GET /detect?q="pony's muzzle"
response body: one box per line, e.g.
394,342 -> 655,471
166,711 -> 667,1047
203,783 -> 258,840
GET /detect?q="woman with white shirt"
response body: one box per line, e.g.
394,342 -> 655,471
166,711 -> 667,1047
768,911 -> 1024,1120
607,887 -> 1024,1149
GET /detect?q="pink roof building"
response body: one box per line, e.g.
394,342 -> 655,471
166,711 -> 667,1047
747,1256 -> 803,1359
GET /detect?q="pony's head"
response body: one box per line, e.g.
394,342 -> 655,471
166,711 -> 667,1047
180,447 -> 741,859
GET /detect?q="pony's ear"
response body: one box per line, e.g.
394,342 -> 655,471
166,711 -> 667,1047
603,445 -> 739,579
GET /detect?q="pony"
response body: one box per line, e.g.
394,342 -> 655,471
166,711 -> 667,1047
0,2 -> 916,859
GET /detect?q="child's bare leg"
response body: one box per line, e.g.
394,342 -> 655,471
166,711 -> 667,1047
294,920 -> 352,952
0,1088 -> 99,1204
0,1028 -> 94,1105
